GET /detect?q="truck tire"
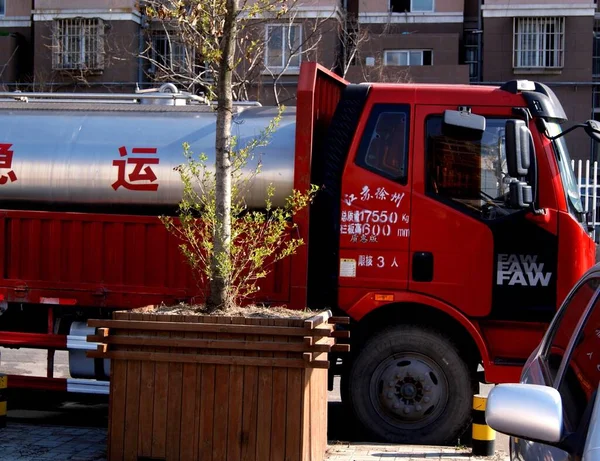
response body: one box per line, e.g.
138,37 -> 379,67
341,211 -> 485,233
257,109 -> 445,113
345,325 -> 473,445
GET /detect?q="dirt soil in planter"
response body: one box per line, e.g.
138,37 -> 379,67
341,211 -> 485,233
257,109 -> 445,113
131,302 -> 321,319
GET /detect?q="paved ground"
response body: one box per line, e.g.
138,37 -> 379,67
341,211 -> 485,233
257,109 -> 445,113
0,348 -> 510,461
0,423 -> 107,461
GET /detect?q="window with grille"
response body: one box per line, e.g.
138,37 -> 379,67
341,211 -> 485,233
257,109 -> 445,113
52,18 -> 105,71
513,17 -> 564,69
384,50 -> 432,66
150,32 -> 192,74
265,24 -> 302,70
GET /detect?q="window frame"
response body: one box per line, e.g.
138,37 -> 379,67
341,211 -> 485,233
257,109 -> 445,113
52,17 -> 105,72
538,276 -> 600,385
550,275 -> 600,435
424,113 -> 528,222
264,23 -> 303,71
149,31 -> 193,75
383,49 -> 433,66
354,103 -> 411,185
411,0 -> 434,12
512,16 -> 565,69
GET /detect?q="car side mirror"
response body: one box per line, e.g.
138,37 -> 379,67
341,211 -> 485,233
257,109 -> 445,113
442,110 -> 485,139
584,120 -> 600,143
505,119 -> 532,178
486,383 -> 563,444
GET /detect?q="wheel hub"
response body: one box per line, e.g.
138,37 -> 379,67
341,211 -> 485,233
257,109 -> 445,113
371,354 -> 449,429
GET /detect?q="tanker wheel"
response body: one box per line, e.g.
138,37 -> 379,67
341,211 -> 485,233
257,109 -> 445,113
345,325 -> 473,445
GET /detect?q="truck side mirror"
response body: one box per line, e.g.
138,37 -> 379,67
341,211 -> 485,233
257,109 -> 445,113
505,119 -> 532,178
442,110 -> 485,139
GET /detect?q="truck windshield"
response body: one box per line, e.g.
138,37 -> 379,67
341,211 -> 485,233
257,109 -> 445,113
545,122 -> 584,218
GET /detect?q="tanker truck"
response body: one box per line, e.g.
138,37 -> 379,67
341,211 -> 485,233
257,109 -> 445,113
0,62 -> 597,445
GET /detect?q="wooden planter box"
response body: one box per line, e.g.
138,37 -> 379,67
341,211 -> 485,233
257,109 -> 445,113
87,310 -> 349,461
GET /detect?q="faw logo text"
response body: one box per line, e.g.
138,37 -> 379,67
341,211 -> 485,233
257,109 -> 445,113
496,254 -> 552,287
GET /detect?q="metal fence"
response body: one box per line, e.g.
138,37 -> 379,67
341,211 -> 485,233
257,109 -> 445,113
573,159 -> 599,241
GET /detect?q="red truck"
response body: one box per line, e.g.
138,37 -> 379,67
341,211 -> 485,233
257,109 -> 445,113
0,62 -> 596,445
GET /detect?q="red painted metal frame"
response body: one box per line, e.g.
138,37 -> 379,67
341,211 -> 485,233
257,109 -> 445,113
0,332 -> 66,349
7,375 -> 67,392
290,62 -> 348,310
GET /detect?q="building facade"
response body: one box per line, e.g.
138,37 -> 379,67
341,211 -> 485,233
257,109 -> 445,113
479,0 -> 596,161
0,0 -> 598,160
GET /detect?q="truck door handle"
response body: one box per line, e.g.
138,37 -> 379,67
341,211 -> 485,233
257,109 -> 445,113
412,252 -> 434,282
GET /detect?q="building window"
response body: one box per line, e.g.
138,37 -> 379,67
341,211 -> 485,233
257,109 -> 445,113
265,24 -> 302,70
52,18 -> 105,71
390,0 -> 434,13
513,17 -> 564,69
150,32 -> 192,75
384,50 -> 432,66
0,1 -> 5,16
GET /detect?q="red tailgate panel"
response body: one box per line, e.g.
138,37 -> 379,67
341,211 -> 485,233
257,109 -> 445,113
0,210 -> 291,308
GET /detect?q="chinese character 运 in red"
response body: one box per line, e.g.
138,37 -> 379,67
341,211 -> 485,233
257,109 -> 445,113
0,144 -> 17,185
112,146 -> 159,191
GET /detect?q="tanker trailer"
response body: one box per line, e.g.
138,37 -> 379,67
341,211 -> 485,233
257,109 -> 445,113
0,86 -> 300,394
0,89 -> 297,211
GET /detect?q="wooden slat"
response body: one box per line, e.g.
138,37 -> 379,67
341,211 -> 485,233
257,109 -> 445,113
331,330 -> 350,338
87,319 -> 334,337
192,316 -> 204,461
88,350 -> 330,369
328,316 -> 350,325
270,318 -> 288,461
137,313 -> 156,459
87,335 -> 334,353
166,315 -> 184,461
226,316 -> 245,461
331,344 -> 351,353
151,314 -> 170,460
240,318 -> 259,461
255,318 -> 273,461
285,335 -> 303,461
198,316 -> 217,461
302,310 -> 331,329
180,315 -> 199,461
123,312 -> 141,461
109,311 -> 128,461
212,317 -> 231,461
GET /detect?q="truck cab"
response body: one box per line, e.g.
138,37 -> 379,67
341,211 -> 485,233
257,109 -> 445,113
300,70 -> 597,444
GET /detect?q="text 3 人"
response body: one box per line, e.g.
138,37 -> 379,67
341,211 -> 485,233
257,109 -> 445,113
496,254 -> 552,287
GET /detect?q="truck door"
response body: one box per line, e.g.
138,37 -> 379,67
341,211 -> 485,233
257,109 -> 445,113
409,105 -> 559,321
338,103 -> 412,301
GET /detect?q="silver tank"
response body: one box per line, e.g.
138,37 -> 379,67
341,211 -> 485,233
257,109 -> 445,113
0,95 -> 296,209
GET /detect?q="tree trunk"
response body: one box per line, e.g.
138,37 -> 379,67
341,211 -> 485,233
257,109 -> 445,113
208,0 -> 238,310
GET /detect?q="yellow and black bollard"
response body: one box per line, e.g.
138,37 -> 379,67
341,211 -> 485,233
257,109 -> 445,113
472,394 -> 495,456
0,373 -> 6,428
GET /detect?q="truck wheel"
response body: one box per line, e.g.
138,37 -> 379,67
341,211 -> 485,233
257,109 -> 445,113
346,325 -> 473,445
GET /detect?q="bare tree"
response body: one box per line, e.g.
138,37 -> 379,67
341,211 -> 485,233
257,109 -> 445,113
144,0 -> 326,309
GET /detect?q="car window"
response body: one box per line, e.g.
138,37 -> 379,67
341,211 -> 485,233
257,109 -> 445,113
542,278 -> 600,383
555,292 -> 600,434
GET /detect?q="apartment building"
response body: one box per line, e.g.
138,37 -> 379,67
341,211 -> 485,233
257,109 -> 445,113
1,0 -> 598,159
0,0 -> 341,103
344,0 -> 470,84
